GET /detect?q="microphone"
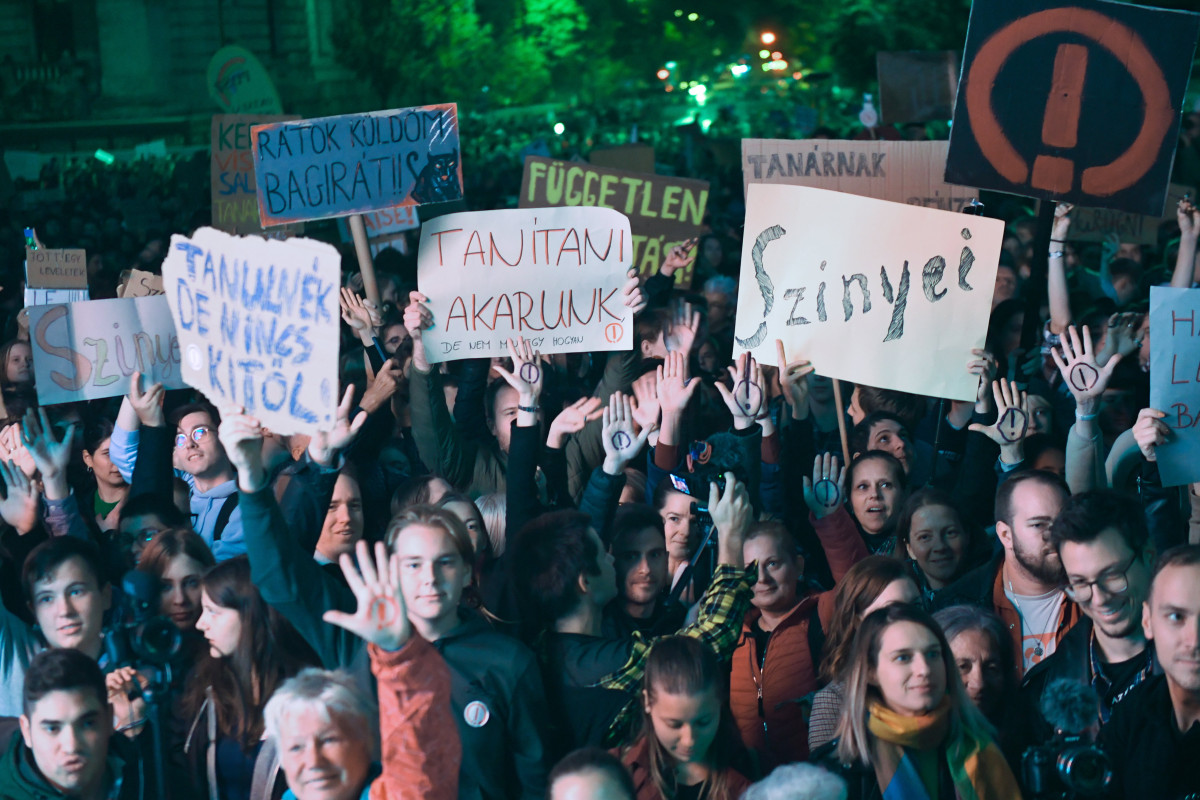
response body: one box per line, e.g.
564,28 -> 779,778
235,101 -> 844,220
1039,679 -> 1100,736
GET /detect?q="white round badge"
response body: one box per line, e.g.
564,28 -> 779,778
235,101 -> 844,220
463,700 -> 490,728
186,344 -> 203,371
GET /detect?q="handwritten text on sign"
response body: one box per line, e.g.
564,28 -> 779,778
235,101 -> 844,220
26,248 -> 87,290
417,207 -> 633,363
519,157 -> 708,286
28,296 -> 185,406
210,114 -> 300,236
161,227 -> 341,435
250,104 -> 462,227
742,140 -> 977,212
1149,287 -> 1200,486
734,185 -> 1004,402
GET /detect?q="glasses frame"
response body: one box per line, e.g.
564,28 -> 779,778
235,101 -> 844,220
1064,550 -> 1141,603
174,426 -> 211,449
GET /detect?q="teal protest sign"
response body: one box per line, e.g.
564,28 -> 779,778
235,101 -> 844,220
250,104 -> 462,227
1150,286 -> 1200,486
28,296 -> 185,406
160,227 -> 342,435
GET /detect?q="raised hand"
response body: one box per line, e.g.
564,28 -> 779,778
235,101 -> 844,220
803,452 -> 846,519
716,351 -> 766,428
21,408 -> 78,500
322,540 -> 412,651
950,348 -> 997,428
665,299 -> 701,354
216,409 -> 267,492
1132,408 -> 1170,462
969,378 -> 1031,463
656,350 -> 699,416
127,371 -> 165,428
661,238 -> 698,278
630,370 -> 661,435
621,269 -> 648,316
710,472 -> 751,565
1051,324 -> 1120,407
602,391 -> 654,475
492,337 -> 544,405
1097,312 -> 1145,367
403,291 -> 434,372
547,396 -> 604,449
0,459 -> 40,534
0,424 -> 36,479
106,667 -> 148,738
1179,196 -> 1198,240
776,339 -> 815,421
309,386 -> 368,466
340,287 -> 382,345
1051,202 -> 1073,242
360,359 -> 404,415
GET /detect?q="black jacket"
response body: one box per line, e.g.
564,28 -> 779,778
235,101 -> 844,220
932,549 -> 1003,611
1100,674 -> 1200,800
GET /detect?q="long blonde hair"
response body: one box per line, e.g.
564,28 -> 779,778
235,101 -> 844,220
834,604 -> 994,765
635,636 -> 739,800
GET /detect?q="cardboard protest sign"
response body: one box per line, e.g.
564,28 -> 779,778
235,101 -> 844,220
733,184 -> 1004,402
161,227 -> 341,435
211,115 -> 300,236
1149,287 -> 1200,486
25,248 -> 87,290
27,296 -> 185,405
946,0 -> 1200,216
520,157 -> 708,286
1067,184 -> 1194,245
417,207 -> 633,363
250,105 -> 462,227
206,45 -> 283,114
742,140 -> 977,212
118,269 -> 165,298
877,51 -> 959,125
335,206 -> 419,242
25,288 -> 89,308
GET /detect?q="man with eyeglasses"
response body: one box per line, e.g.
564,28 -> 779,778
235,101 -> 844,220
1016,490 -> 1157,752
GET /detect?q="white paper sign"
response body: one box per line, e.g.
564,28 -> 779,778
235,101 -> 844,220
161,227 -> 342,435
734,184 -> 1004,401
417,207 -> 634,363
28,296 -> 185,405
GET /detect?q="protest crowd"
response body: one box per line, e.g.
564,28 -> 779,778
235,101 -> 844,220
7,8 -> 1200,800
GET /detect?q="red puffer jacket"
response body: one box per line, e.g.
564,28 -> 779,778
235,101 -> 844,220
728,508 -> 868,769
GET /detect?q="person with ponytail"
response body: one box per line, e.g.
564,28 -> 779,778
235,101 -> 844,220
617,636 -> 750,800
814,604 -> 1021,800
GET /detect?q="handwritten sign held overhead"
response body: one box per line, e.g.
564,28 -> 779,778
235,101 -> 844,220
211,114 -> 299,236
26,248 -> 87,290
250,104 -> 462,227
733,184 -> 1004,402
417,207 -> 633,363
519,157 -> 708,286
1149,287 -> 1200,486
946,0 -> 1200,215
161,227 -> 341,435
28,296 -> 185,405
1067,184 -> 1193,245
742,140 -> 977,213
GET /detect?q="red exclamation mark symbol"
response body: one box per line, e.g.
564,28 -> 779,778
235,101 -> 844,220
1031,43 -> 1089,193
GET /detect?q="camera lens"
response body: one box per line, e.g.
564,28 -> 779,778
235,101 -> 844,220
1058,746 -> 1113,795
136,618 -> 183,665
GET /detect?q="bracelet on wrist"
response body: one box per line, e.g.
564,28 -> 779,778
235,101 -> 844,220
1049,250 -> 1065,259
518,404 -> 540,413
1075,410 -> 1098,421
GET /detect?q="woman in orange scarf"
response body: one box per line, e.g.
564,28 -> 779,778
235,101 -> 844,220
815,604 -> 1021,800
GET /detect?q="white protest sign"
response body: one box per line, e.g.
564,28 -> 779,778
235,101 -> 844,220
734,184 -> 1004,401
417,207 -> 633,363
25,288 -> 89,307
28,296 -> 185,405
161,227 -> 341,435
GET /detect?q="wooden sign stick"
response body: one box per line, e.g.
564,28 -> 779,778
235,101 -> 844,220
348,214 -> 380,307
832,379 -> 852,467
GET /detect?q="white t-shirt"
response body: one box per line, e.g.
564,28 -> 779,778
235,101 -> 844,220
1005,586 -> 1065,672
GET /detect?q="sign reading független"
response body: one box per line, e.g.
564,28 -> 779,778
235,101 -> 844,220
418,207 -> 633,363
161,227 -> 341,435
733,184 -> 1004,402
